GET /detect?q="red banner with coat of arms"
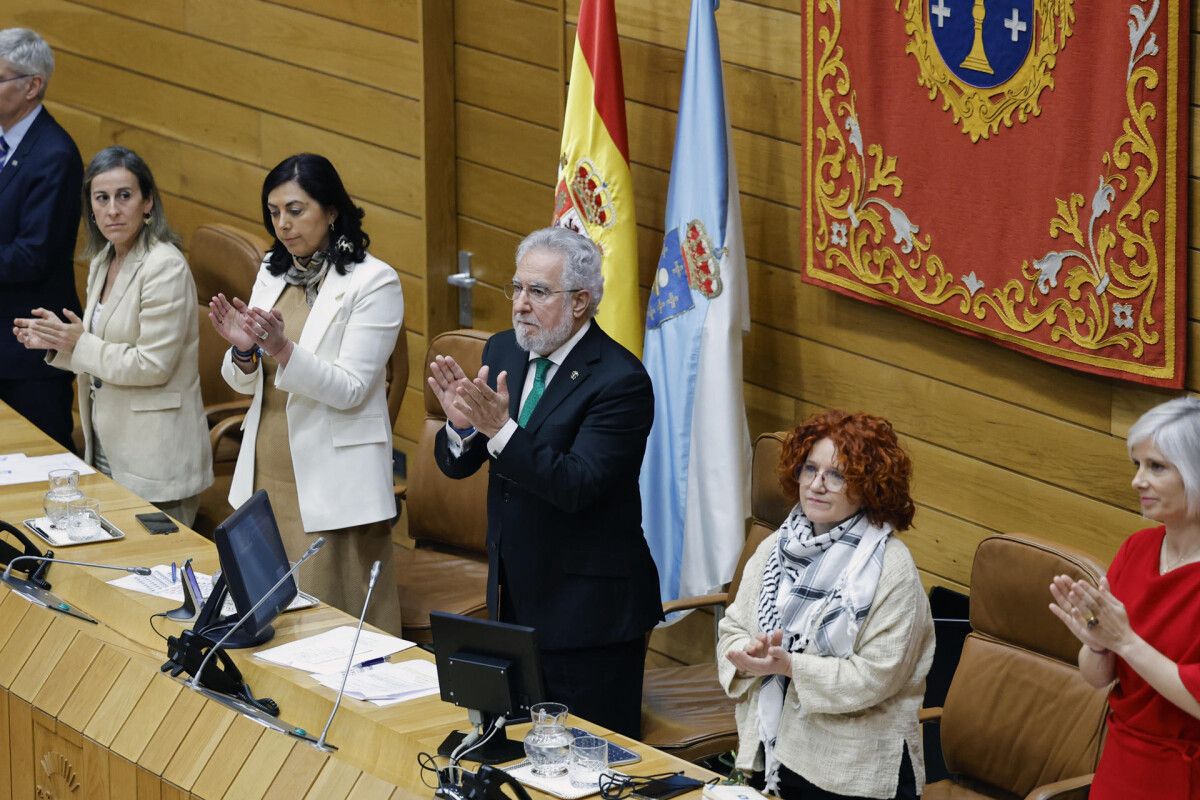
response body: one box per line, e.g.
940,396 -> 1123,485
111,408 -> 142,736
802,1 -> 1189,386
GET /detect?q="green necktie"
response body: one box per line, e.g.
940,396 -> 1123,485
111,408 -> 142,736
518,358 -> 552,427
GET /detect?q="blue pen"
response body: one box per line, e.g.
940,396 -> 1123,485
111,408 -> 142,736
171,562 -> 177,583
354,656 -> 388,669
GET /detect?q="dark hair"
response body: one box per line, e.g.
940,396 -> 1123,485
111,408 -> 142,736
778,409 -> 916,531
260,153 -> 369,276
81,146 -> 179,259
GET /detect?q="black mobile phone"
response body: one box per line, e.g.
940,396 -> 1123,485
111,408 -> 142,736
633,773 -> 705,800
135,511 -> 178,534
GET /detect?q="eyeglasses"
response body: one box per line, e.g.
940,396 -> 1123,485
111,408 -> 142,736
504,281 -> 581,304
0,74 -> 31,85
797,462 -> 847,492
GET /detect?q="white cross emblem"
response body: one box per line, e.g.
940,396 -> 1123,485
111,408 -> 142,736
931,0 -> 951,28
1004,7 -> 1027,42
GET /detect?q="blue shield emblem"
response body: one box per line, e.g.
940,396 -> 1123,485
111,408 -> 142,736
928,0 -> 1034,89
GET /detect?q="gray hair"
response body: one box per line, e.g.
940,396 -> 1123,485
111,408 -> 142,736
0,29 -> 54,99
515,226 -> 604,316
81,146 -> 180,259
1126,395 -> 1200,515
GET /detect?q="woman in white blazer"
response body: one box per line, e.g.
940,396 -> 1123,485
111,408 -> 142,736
14,146 -> 212,524
208,153 -> 403,634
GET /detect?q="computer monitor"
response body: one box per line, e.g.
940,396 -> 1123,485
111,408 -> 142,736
197,490 -> 297,649
430,610 -> 545,764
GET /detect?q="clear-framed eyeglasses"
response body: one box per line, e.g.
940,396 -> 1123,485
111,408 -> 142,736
797,462 -> 847,493
504,281 -> 581,304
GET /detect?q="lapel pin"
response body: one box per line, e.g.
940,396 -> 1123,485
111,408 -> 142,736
570,370 -> 579,380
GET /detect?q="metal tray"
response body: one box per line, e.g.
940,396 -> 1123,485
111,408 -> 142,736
23,515 -> 125,547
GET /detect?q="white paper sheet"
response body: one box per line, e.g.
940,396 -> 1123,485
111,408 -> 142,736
252,625 -> 415,675
0,452 -> 95,486
312,659 -> 439,706
108,564 -> 315,614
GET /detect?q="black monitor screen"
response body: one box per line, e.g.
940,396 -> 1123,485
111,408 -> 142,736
212,490 -> 296,643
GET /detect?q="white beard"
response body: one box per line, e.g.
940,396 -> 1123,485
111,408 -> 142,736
513,304 -> 576,355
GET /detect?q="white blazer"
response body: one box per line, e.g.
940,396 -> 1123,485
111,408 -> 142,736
50,239 -> 213,502
221,253 -> 403,531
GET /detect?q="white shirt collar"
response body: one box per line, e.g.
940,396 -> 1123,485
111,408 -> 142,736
1,103 -> 43,154
530,319 -> 591,367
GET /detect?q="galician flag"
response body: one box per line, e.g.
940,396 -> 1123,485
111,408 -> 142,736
553,0 -> 641,358
640,0 -> 750,607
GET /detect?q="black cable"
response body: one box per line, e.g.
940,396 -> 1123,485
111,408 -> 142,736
148,611 -> 170,641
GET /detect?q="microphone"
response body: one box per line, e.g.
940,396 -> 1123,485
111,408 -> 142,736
3,555 -> 152,580
1,555 -> 153,624
315,559 -> 381,752
188,536 -> 326,691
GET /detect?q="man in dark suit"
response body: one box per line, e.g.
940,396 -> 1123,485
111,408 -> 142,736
0,29 -> 83,450
430,226 -> 662,738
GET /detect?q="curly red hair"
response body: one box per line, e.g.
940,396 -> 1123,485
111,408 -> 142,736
777,410 -> 915,531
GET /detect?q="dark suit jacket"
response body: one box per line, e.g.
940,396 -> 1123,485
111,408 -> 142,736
0,108 -> 83,380
435,323 -> 663,650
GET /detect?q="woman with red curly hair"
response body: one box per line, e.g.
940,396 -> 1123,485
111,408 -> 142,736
717,410 -> 935,800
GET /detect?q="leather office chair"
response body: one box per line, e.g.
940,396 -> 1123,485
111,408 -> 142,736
639,431 -> 793,762
189,224 -> 269,535
395,329 -> 492,644
922,534 -> 1109,800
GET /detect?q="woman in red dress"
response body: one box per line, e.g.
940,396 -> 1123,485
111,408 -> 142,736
1049,396 -> 1200,799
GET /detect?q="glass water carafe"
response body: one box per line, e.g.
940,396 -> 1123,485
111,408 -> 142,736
43,468 -> 83,529
523,702 -> 573,777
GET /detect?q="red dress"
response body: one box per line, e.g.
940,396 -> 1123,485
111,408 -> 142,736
1091,526 -> 1200,799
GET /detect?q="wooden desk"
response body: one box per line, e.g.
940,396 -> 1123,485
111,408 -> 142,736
0,403 -> 712,799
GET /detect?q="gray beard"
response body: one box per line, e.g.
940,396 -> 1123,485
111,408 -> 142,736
513,306 -> 576,355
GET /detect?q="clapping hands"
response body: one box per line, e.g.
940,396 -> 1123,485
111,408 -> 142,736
726,629 -> 793,677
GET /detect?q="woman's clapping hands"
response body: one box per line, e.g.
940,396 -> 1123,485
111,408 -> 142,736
726,629 -> 793,677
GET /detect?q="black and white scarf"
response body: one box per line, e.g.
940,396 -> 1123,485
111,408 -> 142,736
754,505 -> 891,791
283,249 -> 332,308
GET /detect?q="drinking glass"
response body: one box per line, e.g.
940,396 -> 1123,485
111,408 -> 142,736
66,498 -> 103,543
568,735 -> 609,789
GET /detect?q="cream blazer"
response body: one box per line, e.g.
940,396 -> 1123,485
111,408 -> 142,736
716,533 -> 935,799
221,253 -> 403,532
50,239 -> 213,502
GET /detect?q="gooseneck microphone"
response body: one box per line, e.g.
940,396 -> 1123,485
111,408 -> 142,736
315,559 -> 381,752
3,555 -> 152,580
188,536 -> 326,691
0,555 -> 154,624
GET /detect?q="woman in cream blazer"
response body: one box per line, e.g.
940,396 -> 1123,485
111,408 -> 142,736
208,153 -> 403,633
218,251 -> 401,531
14,146 -> 211,523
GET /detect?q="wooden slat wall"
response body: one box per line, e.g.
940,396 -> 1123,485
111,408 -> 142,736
0,0 -> 444,465
453,0 -> 1194,633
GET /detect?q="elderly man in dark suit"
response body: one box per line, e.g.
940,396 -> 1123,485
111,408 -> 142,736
0,28 -> 83,450
430,226 -> 662,738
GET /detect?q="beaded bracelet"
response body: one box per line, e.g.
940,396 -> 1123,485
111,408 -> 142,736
231,345 -> 260,367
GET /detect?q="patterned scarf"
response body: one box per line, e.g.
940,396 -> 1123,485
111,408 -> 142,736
753,505 -> 891,792
283,249 -> 332,308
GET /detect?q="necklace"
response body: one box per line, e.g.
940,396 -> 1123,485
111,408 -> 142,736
1161,538 -> 1200,572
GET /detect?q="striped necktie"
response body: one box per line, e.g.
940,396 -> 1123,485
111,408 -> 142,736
518,358 -> 551,427
0,135 -> 9,171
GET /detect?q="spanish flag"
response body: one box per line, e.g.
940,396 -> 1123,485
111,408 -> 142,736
553,0 -> 641,358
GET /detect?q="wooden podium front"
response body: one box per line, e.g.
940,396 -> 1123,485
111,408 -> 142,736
0,404 -> 709,799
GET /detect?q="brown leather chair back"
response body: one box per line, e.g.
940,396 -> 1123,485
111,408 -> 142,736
939,534 -> 1109,797
188,224 -> 268,408
405,329 -> 491,554
729,431 -> 791,601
